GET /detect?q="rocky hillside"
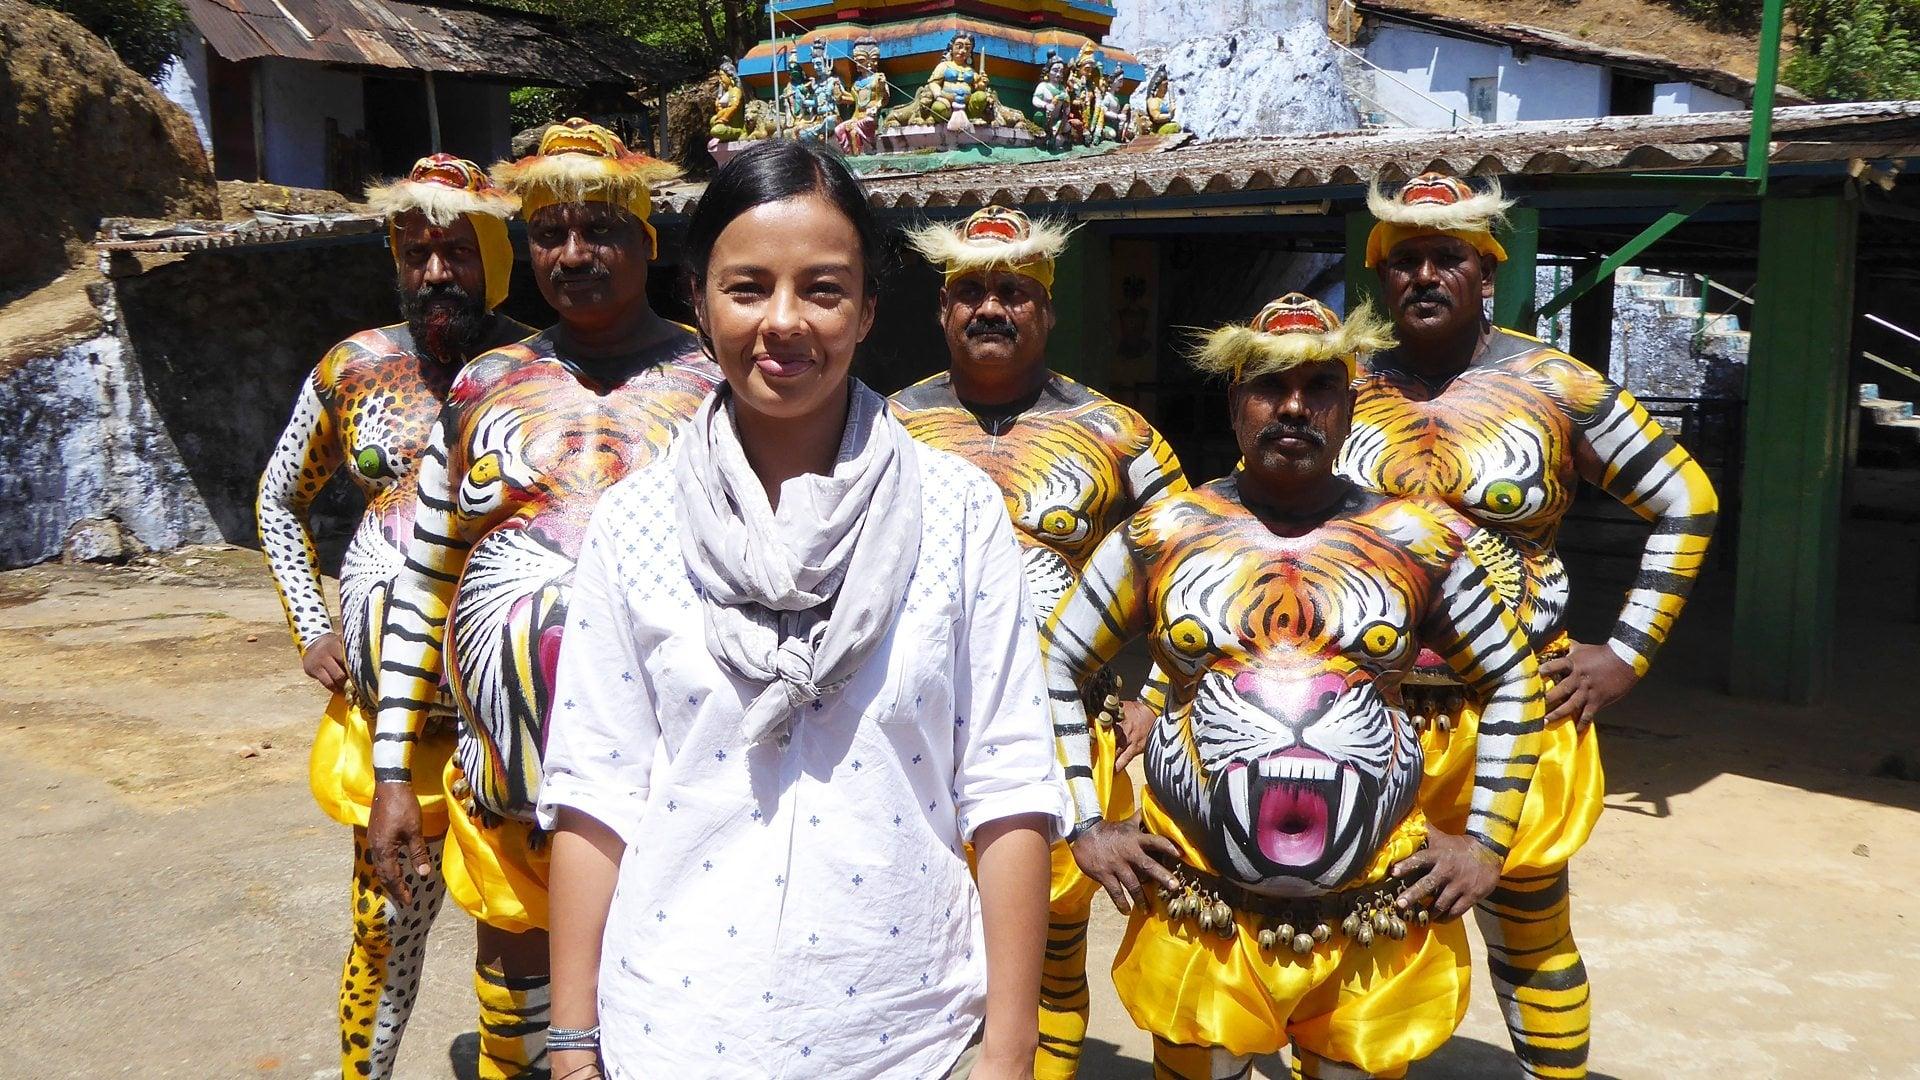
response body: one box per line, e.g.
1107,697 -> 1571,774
0,0 -> 218,299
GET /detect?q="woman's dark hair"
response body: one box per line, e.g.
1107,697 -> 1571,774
685,140 -> 886,293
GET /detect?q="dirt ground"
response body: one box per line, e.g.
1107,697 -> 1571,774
4,520 -> 1919,1078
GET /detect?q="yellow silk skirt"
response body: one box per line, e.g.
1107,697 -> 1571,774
1051,719 -> 1138,908
308,694 -> 454,834
441,756 -> 551,933
1114,811 -> 1468,1070
1416,643 -> 1604,877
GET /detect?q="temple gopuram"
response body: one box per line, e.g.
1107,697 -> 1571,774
708,0 -> 1179,162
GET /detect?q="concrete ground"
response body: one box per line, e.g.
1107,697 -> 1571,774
5,516 -> 1918,1078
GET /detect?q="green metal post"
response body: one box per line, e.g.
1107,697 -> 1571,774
1749,0 -> 1785,190
1344,209 -> 1378,316
1730,192 -> 1859,703
1492,206 -> 1540,333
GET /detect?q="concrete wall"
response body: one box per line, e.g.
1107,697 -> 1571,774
156,34 -> 214,156
1361,25 -> 1605,126
1654,81 -> 1742,115
258,58 -> 364,189
1359,24 -> 1740,127
1110,0 -> 1321,51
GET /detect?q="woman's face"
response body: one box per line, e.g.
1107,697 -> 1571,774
697,192 -> 876,422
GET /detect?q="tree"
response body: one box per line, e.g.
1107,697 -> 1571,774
1784,0 -> 1920,100
29,0 -> 188,79
499,0 -> 766,68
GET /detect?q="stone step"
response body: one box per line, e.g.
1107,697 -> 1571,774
1860,398 -> 1914,422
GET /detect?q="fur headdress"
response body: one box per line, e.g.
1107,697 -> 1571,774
491,118 -> 680,257
1192,293 -> 1395,381
365,154 -> 517,311
365,154 -> 518,227
1364,171 -> 1514,267
904,205 -> 1074,295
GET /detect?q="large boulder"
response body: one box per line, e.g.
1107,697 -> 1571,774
1111,0 -> 1356,139
0,0 -> 218,298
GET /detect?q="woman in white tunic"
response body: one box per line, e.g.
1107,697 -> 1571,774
540,140 -> 1065,1080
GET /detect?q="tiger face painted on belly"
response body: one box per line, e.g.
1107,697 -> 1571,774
1043,479 -> 1545,894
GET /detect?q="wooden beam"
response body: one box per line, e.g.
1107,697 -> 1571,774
1729,191 -> 1859,703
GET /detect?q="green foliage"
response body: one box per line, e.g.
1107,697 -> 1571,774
510,86 -> 577,131
494,0 -> 756,65
1784,0 -> 1920,100
30,0 -> 189,79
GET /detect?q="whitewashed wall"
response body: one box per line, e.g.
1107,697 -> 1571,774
156,33 -> 214,157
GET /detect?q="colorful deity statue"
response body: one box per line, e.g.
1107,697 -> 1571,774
834,35 -> 888,154
1100,61 -> 1129,142
1070,42 -> 1104,142
966,71 -> 996,123
1033,50 -> 1073,150
885,82 -> 943,129
926,30 -> 977,124
784,52 -> 819,135
1143,65 -> 1181,135
710,61 -> 747,142
803,41 -> 850,142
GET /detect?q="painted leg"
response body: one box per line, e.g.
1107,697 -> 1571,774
1035,895 -> 1093,1080
1476,866 -> 1590,1079
1152,1036 -> 1255,1080
340,828 -> 446,1080
473,959 -> 551,1079
1293,1046 -> 1389,1079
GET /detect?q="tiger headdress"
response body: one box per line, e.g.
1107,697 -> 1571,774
1042,478 -> 1545,895
375,329 -> 722,821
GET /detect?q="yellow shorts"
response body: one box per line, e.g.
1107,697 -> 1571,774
1050,718 -> 1137,911
441,757 -> 551,933
1418,698 -> 1604,878
1112,816 -> 1467,1070
308,694 -> 454,834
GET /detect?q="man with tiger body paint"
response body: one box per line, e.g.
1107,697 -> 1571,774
1047,294 -> 1547,1079
257,154 -> 530,1080
368,119 -> 722,1080
1340,172 -> 1719,1079
892,204 -> 1188,1080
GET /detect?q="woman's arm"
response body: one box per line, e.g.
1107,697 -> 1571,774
548,808 -> 624,1080
970,812 -> 1052,1077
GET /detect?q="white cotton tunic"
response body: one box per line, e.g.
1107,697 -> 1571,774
536,440 -> 1068,1080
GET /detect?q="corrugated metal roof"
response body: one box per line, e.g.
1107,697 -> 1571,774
181,0 -> 695,87
94,103 -> 1920,255
654,101 -> 1920,214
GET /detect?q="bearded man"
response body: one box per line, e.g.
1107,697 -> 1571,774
1340,173 -> 1719,1079
1050,294 -> 1546,1078
257,154 -> 529,1080
368,119 -> 721,1079
892,205 -> 1187,1080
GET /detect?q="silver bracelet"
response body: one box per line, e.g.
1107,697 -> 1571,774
548,1024 -> 601,1053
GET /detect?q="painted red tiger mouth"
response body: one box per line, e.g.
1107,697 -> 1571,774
1253,747 -> 1337,866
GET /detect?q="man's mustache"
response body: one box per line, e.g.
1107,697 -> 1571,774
412,282 -> 473,307
550,264 -> 610,285
1257,420 -> 1326,447
1404,286 -> 1451,309
965,316 -> 1019,340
